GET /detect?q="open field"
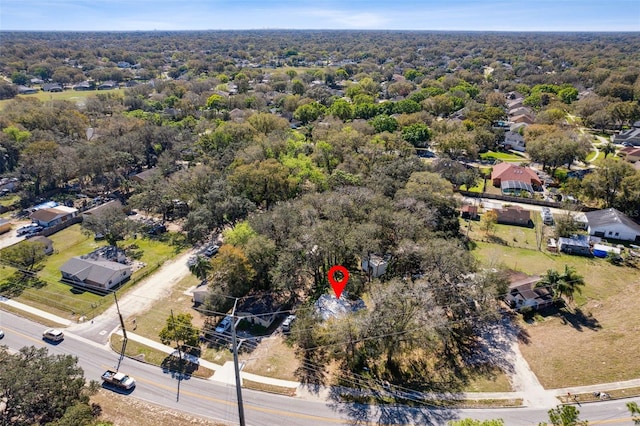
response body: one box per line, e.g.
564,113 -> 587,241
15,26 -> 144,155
464,220 -> 543,252
0,89 -> 123,111
473,240 -> 640,388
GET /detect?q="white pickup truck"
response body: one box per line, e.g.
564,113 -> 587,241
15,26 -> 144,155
101,370 -> 136,390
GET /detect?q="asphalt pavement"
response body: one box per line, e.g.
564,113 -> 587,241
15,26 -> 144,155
2,310 -> 639,425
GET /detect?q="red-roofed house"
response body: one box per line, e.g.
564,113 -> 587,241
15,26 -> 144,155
491,163 -> 541,187
619,146 -> 640,163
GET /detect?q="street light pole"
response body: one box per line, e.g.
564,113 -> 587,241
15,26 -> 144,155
231,298 -> 246,426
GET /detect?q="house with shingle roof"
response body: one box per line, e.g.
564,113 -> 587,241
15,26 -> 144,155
494,206 -> 533,227
613,122 -> 640,146
235,293 -> 284,329
30,206 -> 78,228
584,208 -> 640,242
30,236 -> 54,255
43,83 -> 63,92
505,273 -> 553,311
60,256 -> 131,291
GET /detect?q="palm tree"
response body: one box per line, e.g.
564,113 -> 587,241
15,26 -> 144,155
536,268 -> 562,300
189,255 -> 212,281
602,143 -> 616,158
557,265 -> 585,303
536,265 -> 585,304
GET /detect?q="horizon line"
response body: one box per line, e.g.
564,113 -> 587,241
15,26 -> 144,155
2,29 -> 640,33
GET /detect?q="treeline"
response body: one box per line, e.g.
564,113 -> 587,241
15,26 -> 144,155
0,30 -> 639,390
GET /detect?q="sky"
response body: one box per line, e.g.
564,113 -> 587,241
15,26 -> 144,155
1,0 -> 639,32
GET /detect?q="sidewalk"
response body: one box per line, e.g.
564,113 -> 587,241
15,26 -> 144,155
4,296 -> 640,406
1,296 -> 73,326
114,330 -> 300,388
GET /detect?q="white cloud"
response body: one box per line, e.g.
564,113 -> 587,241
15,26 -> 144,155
299,8 -> 389,29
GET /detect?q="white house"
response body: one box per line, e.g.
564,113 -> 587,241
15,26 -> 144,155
361,254 -> 389,278
585,208 -> 640,243
505,274 -> 553,311
60,257 -> 132,291
502,131 -> 526,152
30,206 -> 78,228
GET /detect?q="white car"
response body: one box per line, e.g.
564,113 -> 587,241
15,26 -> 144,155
281,315 -> 296,333
0,329 -> 4,339
203,244 -> 220,257
43,328 -> 64,341
215,315 -> 233,334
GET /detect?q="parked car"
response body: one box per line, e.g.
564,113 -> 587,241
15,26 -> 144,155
24,226 -> 43,237
215,315 -> 233,334
43,328 -> 64,342
281,315 -> 296,333
17,224 -> 40,236
147,224 -> 166,235
0,329 -> 4,339
204,244 -> 220,257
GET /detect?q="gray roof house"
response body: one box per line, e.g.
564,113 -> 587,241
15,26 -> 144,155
502,130 -> 526,152
60,256 -> 131,291
18,85 -> 39,94
506,275 -> 553,311
585,208 -> 640,242
97,81 -> 117,90
43,83 -> 63,92
613,122 -> 640,146
30,206 -> 78,228
30,236 -> 54,255
236,294 -> 283,329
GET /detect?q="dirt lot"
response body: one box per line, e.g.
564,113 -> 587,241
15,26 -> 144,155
241,334 -> 300,381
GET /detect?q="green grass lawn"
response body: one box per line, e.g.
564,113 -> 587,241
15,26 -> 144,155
0,89 -> 123,111
472,240 -> 640,388
480,151 -> 527,163
464,220 -> 541,251
461,180 -> 485,192
585,151 -> 604,162
9,224 -> 182,320
0,194 -> 20,208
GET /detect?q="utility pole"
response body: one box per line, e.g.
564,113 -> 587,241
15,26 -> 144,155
231,298 -> 246,426
171,309 -> 183,402
114,292 -> 127,371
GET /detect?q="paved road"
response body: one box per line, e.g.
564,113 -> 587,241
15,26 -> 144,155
1,313 -> 638,426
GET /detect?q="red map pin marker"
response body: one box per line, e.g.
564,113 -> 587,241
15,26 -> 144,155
328,265 -> 349,299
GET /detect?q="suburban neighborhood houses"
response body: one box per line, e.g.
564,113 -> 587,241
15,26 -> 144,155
60,247 -> 133,292
0,25 -> 640,426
